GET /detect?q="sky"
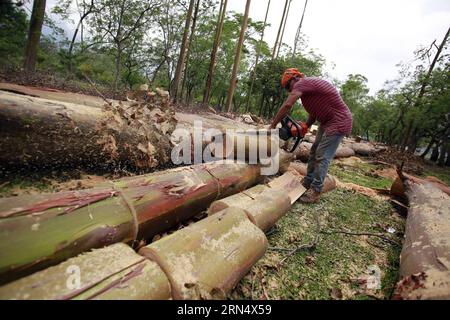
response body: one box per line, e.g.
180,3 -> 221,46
42,0 -> 450,94
227,0 -> 450,93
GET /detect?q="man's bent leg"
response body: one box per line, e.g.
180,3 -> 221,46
303,127 -> 324,188
310,133 -> 343,193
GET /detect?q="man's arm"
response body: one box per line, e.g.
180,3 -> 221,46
269,91 -> 302,129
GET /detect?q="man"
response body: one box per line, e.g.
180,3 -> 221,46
269,68 -> 353,204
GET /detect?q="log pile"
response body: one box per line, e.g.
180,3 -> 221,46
0,172 -> 304,300
294,136 -> 386,162
0,161 -> 262,285
392,173 -> 450,300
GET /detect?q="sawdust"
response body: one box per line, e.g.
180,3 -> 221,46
96,87 -> 177,169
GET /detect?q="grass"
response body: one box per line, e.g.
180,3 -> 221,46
231,188 -> 404,300
422,165 -> 450,186
231,158 -> 407,300
329,161 -> 394,189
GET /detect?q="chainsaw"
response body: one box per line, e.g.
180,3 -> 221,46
279,115 -> 305,153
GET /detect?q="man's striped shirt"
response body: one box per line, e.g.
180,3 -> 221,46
293,77 -> 353,136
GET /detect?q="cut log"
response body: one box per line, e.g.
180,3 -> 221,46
393,178 -> 450,300
208,172 -> 305,231
0,161 -> 262,285
0,243 -> 171,300
294,142 -> 356,162
334,146 -> 356,158
390,173 -> 450,198
139,207 -> 268,300
288,162 -> 337,193
0,90 -> 176,171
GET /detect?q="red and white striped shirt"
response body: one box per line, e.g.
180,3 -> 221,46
293,77 -> 353,136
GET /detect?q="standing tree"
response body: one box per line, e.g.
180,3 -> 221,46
171,0 -> 196,102
275,0 -> 292,59
293,0 -> 308,57
203,0 -> 228,106
88,0 -> 160,95
225,0 -> 251,112
23,0 -> 47,74
245,0 -> 271,112
181,0 -> 201,104
271,0 -> 288,60
401,27 -> 450,151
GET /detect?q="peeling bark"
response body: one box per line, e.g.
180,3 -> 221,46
0,161 -> 262,284
0,243 -> 171,300
139,207 -> 267,300
393,175 -> 450,300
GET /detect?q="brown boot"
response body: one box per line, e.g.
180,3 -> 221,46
301,177 -> 311,190
299,188 -> 321,204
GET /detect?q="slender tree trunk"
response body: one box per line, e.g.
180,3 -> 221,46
225,0 -> 251,113
171,0 -> 196,103
271,0 -> 288,60
181,0 -> 201,104
420,137 -> 436,158
430,142 -> 440,162
203,0 -> 228,105
276,0 -> 291,59
23,0 -> 46,74
293,0 -> 309,57
402,27 -> 450,151
68,0 -> 95,72
438,137 -> 449,166
245,0 -> 271,113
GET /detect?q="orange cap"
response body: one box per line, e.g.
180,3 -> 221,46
281,68 -> 304,89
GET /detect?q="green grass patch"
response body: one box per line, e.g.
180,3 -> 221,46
232,189 -> 404,300
329,161 -> 393,189
422,165 -> 450,186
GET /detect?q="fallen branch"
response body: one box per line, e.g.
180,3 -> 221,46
268,211 -> 321,265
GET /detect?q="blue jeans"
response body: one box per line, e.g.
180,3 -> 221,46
303,127 -> 343,193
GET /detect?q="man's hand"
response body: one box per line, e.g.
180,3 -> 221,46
300,122 -> 309,137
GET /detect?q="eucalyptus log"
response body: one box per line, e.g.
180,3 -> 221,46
294,142 -> 355,162
0,90 -> 175,171
139,207 -> 267,300
0,243 -> 171,300
393,179 -> 450,299
208,172 -> 305,231
0,161 -> 261,284
390,173 -> 450,198
288,162 -> 337,193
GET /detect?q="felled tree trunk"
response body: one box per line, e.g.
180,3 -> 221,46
139,207 -> 267,300
393,177 -> 450,300
390,173 -> 450,198
0,90 -> 176,171
0,161 -> 262,285
288,162 -> 337,193
208,171 -> 305,231
0,243 -> 171,300
294,142 -> 356,162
